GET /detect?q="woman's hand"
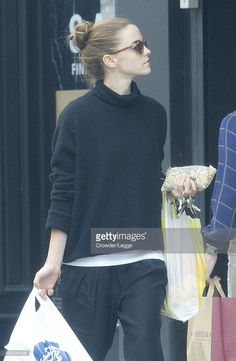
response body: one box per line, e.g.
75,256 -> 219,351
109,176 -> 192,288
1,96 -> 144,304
171,175 -> 197,198
205,253 -> 218,284
33,263 -> 61,299
33,229 -> 67,299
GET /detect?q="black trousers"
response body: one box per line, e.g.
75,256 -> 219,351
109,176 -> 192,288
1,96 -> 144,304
61,259 -> 167,361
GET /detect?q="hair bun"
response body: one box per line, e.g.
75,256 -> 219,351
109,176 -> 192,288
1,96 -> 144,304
71,21 -> 94,51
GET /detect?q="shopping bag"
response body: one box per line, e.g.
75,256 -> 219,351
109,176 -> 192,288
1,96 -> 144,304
187,276 -> 236,361
161,191 -> 206,321
211,279 -> 236,361
4,288 -> 93,361
186,280 -> 217,361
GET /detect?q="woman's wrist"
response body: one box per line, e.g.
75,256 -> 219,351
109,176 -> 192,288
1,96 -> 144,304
44,229 -> 68,268
44,259 -> 62,270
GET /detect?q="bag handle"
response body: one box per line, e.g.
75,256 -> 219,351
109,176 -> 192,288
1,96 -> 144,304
32,287 -> 48,305
33,287 -> 62,314
6,288 -> 44,328
207,276 -> 226,298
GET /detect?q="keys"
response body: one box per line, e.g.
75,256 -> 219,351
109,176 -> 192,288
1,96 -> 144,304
170,196 -> 201,216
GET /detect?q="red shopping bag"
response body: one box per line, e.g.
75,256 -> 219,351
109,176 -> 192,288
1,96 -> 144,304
211,281 -> 236,361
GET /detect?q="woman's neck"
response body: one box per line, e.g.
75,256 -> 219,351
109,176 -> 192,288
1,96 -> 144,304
103,76 -> 133,95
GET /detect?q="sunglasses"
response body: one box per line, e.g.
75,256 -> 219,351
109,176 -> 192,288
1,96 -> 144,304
111,40 -> 148,55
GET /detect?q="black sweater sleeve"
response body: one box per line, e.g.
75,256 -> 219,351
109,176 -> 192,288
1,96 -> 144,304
46,109 -> 76,233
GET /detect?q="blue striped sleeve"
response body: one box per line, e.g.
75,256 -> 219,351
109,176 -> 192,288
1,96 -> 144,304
203,111 -> 236,252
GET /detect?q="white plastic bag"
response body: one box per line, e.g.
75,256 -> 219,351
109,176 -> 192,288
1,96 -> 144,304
4,288 -> 93,361
161,192 -> 206,322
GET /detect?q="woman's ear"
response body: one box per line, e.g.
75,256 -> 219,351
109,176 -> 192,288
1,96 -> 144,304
102,54 -> 117,68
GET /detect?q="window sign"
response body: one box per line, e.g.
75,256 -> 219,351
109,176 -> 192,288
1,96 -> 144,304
51,0 -> 115,90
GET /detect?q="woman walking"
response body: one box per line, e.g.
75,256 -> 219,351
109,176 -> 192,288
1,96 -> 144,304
34,17 -> 195,361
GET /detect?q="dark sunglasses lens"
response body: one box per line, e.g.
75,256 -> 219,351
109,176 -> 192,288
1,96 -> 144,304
135,40 -> 147,54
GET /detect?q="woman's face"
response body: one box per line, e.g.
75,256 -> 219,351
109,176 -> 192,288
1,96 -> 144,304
113,24 -> 151,78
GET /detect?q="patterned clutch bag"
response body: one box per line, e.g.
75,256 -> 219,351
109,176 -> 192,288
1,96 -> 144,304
161,165 -> 216,192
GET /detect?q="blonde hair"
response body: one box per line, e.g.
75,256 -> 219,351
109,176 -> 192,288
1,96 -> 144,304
68,17 -> 135,84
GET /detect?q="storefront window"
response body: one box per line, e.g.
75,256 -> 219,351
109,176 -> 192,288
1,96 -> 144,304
51,0 -> 116,90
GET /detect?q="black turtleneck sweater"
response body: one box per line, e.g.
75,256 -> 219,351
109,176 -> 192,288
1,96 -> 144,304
46,80 -> 167,261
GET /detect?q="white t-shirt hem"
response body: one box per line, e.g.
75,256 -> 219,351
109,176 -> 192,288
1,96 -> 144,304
63,250 -> 164,267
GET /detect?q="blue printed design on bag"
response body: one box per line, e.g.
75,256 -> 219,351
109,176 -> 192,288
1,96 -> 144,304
33,341 -> 72,361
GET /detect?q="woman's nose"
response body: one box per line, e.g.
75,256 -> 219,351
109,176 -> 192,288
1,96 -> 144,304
144,46 -> 151,56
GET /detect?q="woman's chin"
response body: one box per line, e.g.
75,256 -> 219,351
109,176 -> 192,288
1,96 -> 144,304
141,67 -> 151,75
